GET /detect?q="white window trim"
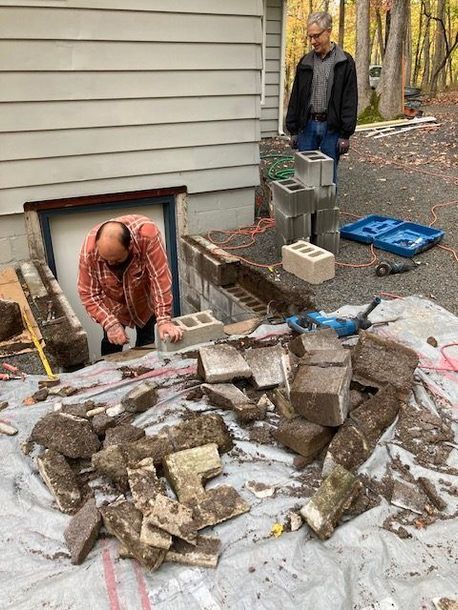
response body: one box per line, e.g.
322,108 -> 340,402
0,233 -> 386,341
261,0 -> 267,106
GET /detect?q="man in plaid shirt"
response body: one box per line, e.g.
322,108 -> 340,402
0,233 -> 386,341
78,214 -> 182,355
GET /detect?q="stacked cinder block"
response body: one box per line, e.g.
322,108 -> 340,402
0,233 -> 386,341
270,151 -> 339,254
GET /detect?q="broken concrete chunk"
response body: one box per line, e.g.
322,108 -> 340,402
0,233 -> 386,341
322,385 -> 402,475
37,450 -> 82,514
418,476 -> 447,511
0,298 -> 24,340
101,501 -> 166,571
300,464 -> 361,540
197,344 -> 252,383
245,480 -> 275,499
301,349 -> 351,368
243,346 -> 285,389
274,417 -> 334,463
233,401 -> 267,424
202,383 -> 250,410
64,498 -> 101,565
352,331 -> 419,394
121,381 -> 158,413
166,535 -> 221,569
0,421 -> 18,436
30,412 -> 100,459
258,394 -> 275,412
32,388 -> 49,402
391,480 -> 426,515
106,404 -> 125,417
92,413 -> 117,436
272,388 -> 296,419
290,364 -> 351,426
127,458 -> 165,511
163,443 -> 222,503
143,493 -> 197,545
169,413 -> 233,454
433,598 -> 458,610
186,486 -> 250,530
287,511 -> 303,532
288,328 -> 341,358
103,423 -> 145,448
140,516 -> 172,550
92,445 -> 128,489
125,433 -> 175,467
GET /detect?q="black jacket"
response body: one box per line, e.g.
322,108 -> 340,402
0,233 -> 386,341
285,45 -> 358,139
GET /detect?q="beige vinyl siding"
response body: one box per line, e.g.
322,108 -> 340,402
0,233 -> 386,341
0,1 -> 263,233
260,0 -> 283,137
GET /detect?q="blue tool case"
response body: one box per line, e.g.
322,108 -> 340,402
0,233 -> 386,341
340,215 -> 444,257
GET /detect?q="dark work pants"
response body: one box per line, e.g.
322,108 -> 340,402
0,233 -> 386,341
101,316 -> 156,356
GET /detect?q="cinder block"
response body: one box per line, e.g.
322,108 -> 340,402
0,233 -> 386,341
314,231 -> 340,254
197,344 -> 252,383
295,151 -> 334,187
180,235 -> 239,286
155,310 -> 225,352
271,178 -> 315,216
313,208 -> 340,233
282,240 -> 335,284
275,207 -> 311,242
274,417 -> 334,463
290,364 -> 351,426
243,345 -> 285,389
288,328 -> 341,357
314,184 -> 337,211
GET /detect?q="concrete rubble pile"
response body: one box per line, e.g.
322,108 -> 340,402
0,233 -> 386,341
26,379 -> 249,570
23,320 -> 452,571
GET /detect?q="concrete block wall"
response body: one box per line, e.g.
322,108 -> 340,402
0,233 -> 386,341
0,213 -> 29,267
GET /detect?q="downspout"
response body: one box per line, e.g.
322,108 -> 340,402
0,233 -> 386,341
278,0 -> 287,135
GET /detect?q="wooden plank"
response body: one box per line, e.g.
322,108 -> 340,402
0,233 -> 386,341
0,95 -> 260,132
0,143 -> 261,189
0,8 -> 262,44
1,119 -> 260,161
0,70 -> 261,102
0,266 -> 42,354
0,165 -> 261,215
0,41 -> 261,71
0,0 -> 264,15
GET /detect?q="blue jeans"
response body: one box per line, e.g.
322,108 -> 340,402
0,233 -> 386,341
297,120 -> 340,184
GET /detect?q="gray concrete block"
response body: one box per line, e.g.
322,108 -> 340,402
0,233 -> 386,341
166,535 -> 221,568
271,178 -> 315,216
121,382 -> 158,413
275,207 -> 311,242
314,231 -> 340,254
274,417 -> 334,463
37,450 -> 82,514
155,310 -> 225,353
295,151 -> 334,187
314,184 -> 337,210
197,344 -> 252,383
313,208 -> 340,233
243,345 -> 286,389
290,363 -> 351,426
288,328 -> 341,357
282,240 -> 335,284
64,498 -> 102,565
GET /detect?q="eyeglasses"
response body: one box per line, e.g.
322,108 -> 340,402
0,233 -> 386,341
307,29 -> 326,41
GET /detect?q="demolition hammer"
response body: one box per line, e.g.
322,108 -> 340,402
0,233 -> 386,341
286,296 -> 382,338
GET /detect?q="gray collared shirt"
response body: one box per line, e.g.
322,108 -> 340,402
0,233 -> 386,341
310,43 -> 336,113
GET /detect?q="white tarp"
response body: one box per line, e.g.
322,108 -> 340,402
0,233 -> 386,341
0,296 -> 457,610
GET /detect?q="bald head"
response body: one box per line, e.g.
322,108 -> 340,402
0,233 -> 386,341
96,221 -> 131,266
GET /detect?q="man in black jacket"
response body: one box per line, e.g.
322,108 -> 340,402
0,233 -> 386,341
286,12 -> 357,183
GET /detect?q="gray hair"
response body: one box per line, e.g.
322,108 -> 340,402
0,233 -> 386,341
307,12 -> 332,30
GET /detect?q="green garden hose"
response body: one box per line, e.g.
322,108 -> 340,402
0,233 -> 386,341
261,153 -> 295,181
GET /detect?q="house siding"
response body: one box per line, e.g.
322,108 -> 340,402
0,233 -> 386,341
0,0 -> 264,264
260,0 -> 284,137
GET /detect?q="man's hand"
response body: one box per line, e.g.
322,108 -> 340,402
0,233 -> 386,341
158,321 -> 183,344
290,134 -> 298,150
106,323 -> 129,346
338,138 -> 350,154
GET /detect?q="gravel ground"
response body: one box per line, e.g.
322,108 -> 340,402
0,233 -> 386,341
224,96 -> 458,316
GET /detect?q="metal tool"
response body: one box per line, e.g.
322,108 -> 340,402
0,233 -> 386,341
375,260 -> 418,277
286,296 -> 382,338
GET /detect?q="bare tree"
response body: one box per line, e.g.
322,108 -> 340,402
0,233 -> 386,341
355,0 -> 371,112
424,0 -> 458,93
338,0 -> 345,47
404,0 -> 412,85
375,4 -> 385,61
412,6 -> 424,84
421,0 -> 431,89
378,0 -> 408,118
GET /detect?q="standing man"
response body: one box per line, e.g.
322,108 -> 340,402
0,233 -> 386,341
286,12 -> 357,182
78,214 -> 182,356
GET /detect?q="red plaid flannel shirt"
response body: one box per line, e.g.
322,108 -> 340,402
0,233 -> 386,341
78,214 -> 173,331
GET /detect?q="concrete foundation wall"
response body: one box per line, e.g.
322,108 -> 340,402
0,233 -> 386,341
0,213 -> 29,267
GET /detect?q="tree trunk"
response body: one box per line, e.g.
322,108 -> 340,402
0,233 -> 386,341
421,0 -> 431,89
355,0 -> 371,112
338,0 -> 345,47
412,8 -> 424,85
378,0 -> 409,118
375,6 -> 385,60
430,0 -> 446,93
384,6 -> 391,50
404,0 -> 412,86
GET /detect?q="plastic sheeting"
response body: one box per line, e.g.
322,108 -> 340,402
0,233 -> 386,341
0,296 -> 457,610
